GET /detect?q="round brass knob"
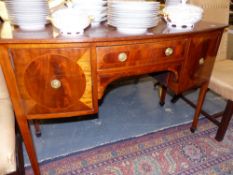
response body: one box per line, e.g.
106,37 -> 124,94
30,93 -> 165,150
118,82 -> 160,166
199,57 -> 205,65
165,47 -> 174,56
118,52 -> 127,62
50,79 -> 61,89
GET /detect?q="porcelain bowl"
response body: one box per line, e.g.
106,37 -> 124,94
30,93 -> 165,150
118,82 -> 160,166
50,8 -> 91,35
163,3 -> 203,29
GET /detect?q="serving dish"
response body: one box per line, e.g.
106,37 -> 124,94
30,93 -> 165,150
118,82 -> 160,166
163,0 -> 203,29
50,7 -> 91,36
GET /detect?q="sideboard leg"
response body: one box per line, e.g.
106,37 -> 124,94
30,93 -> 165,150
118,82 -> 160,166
33,120 -> 41,137
171,94 -> 181,103
18,117 -> 41,175
190,83 -> 208,132
159,85 -> 167,106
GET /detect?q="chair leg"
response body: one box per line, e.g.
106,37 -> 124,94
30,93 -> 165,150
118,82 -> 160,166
215,100 -> 233,141
16,124 -> 25,175
33,120 -> 41,137
7,123 -> 25,175
190,83 -> 208,132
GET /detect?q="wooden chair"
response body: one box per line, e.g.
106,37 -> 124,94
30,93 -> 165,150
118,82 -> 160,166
0,67 -> 25,175
191,59 -> 233,141
156,0 -> 233,141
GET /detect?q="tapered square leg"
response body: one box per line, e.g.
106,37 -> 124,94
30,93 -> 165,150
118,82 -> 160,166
215,100 -> 233,141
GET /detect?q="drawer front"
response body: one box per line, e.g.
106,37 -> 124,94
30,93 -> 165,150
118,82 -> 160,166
10,47 -> 94,116
97,39 -> 187,71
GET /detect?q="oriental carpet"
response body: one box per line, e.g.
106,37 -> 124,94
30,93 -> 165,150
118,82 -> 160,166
26,119 -> 233,175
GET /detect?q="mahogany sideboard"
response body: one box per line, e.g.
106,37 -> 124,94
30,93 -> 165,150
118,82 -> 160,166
0,21 -> 225,174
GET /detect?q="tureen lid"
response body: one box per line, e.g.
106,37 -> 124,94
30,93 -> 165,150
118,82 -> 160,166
163,0 -> 203,14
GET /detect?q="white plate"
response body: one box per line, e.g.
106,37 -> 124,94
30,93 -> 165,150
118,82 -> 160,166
108,15 -> 159,22
72,0 -> 106,2
9,14 -> 48,18
108,0 -> 160,8
117,28 -> 147,35
91,17 -> 107,26
107,11 -> 158,18
75,8 -> 107,18
9,7 -> 48,11
19,24 -> 46,31
108,16 -> 160,25
108,19 -> 159,29
5,3 -> 48,7
74,5 -> 107,11
14,20 -> 47,24
6,0 -> 47,2
107,8 -> 159,15
108,6 -> 160,12
108,19 -> 159,26
73,0 -> 107,6
92,13 -> 107,21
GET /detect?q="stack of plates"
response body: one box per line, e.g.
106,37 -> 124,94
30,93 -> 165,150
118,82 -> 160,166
5,0 -> 49,31
165,0 -> 182,6
107,0 -> 160,34
73,0 -> 107,26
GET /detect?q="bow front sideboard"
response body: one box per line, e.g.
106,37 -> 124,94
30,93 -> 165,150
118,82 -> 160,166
0,21 -> 225,174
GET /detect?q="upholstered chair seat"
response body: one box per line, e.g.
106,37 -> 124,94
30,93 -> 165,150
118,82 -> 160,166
0,66 -> 25,174
0,67 -> 17,174
209,59 -> 233,101
0,99 -> 16,174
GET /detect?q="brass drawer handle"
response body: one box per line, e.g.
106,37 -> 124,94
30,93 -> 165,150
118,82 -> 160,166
118,52 -> 127,62
199,57 -> 205,65
165,47 -> 173,56
50,79 -> 61,89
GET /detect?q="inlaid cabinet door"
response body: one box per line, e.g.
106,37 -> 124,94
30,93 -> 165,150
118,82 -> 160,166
184,32 -> 221,88
168,31 -> 222,93
9,47 -> 95,117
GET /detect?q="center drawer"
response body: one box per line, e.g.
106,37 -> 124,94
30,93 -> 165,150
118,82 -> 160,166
96,39 -> 188,71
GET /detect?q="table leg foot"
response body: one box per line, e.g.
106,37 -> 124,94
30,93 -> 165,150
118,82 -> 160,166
159,102 -> 165,106
171,94 -> 181,103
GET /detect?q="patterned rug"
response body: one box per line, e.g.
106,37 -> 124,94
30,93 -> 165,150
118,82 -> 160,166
26,119 -> 233,175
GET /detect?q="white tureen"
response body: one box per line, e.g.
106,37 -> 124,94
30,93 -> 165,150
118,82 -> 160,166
50,6 -> 91,36
163,0 -> 203,30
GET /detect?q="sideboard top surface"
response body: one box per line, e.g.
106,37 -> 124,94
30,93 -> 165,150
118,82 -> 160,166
0,20 -> 227,44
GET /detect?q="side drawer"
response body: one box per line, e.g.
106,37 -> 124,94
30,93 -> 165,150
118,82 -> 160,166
96,39 -> 187,71
9,47 -> 95,117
